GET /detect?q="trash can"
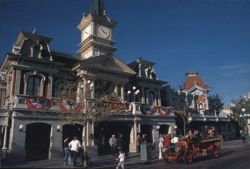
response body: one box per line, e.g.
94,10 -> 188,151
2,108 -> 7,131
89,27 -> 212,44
140,143 -> 152,162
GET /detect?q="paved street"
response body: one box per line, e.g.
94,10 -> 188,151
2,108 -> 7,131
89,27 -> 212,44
4,139 -> 250,169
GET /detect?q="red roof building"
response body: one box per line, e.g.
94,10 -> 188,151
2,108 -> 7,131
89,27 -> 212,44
182,72 -> 209,114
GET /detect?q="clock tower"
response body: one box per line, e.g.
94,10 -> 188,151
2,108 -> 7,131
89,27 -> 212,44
77,0 -> 117,60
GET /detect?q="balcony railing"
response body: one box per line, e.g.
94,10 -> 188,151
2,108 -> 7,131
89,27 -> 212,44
13,96 -> 174,117
131,102 -> 175,116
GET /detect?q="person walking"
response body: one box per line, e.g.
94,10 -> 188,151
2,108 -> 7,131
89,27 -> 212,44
63,137 -> 72,165
116,150 -> 125,169
117,134 -> 124,152
158,134 -> 164,159
136,133 -> 141,152
69,136 -> 81,167
109,134 -> 117,156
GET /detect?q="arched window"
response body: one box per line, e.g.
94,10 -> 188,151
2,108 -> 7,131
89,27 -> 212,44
54,81 -> 64,97
27,75 -> 41,96
148,91 -> 156,107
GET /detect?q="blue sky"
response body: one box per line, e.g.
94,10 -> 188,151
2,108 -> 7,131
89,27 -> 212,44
0,0 -> 250,106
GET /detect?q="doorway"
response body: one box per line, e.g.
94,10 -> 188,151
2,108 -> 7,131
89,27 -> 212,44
62,124 -> 83,146
25,123 -> 51,161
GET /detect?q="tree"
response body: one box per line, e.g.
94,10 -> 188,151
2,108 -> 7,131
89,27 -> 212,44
163,85 -> 186,109
59,78 -> 128,167
230,96 -> 250,124
163,86 -> 191,136
208,94 -> 224,115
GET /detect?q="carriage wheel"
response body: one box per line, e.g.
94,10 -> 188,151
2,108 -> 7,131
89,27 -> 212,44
214,145 -> 220,158
163,153 -> 171,163
163,154 -> 170,163
184,151 -> 193,164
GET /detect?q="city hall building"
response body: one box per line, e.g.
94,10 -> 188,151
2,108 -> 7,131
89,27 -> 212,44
0,0 -> 176,162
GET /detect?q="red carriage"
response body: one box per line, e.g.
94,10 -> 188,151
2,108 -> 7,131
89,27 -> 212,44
162,134 -> 221,164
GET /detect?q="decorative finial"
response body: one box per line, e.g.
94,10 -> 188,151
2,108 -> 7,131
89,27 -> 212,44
82,12 -> 85,19
32,27 -> 36,34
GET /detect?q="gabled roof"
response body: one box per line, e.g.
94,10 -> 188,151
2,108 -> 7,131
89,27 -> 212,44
128,58 -> 155,68
16,32 -> 52,46
80,55 -> 136,75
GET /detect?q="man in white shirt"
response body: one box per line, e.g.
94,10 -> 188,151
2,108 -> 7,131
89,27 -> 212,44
171,134 -> 179,144
69,136 -> 81,166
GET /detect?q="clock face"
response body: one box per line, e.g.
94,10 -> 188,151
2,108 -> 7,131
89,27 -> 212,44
96,25 -> 110,38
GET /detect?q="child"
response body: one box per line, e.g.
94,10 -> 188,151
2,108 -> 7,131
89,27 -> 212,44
116,150 -> 125,169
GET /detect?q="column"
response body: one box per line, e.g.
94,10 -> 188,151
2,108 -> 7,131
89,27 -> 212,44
14,69 -> 21,95
91,122 -> 94,146
6,75 -> 10,98
2,126 -> 8,149
82,125 -> 85,146
86,122 -> 89,146
157,89 -> 161,106
91,81 -> 95,99
138,63 -> 142,77
121,86 -> 124,101
47,74 -> 53,97
192,94 -> 195,109
114,85 -> 118,96
134,119 -> 137,145
137,123 -> 141,133
10,72 -> 15,100
50,124 -> 62,160
141,87 -> 145,104
130,126 -> 134,144
48,125 -> 53,159
152,126 -> 159,144
129,121 -> 137,153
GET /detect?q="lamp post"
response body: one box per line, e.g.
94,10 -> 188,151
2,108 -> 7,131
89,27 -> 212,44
127,86 -> 140,102
80,79 -> 94,167
240,108 -> 250,143
127,86 -> 140,153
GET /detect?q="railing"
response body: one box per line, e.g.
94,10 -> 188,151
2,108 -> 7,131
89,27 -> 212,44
203,110 -> 217,116
131,102 -> 175,116
13,96 -> 174,117
14,95 -> 61,111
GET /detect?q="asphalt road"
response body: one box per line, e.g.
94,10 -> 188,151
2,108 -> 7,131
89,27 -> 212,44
125,141 -> 250,169
4,140 -> 250,169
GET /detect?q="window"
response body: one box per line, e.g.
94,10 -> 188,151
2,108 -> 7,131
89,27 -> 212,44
148,91 -> 156,107
54,82 -> 63,97
0,89 -> 6,107
27,75 -> 41,96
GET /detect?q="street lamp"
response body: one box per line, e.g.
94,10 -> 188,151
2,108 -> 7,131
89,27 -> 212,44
80,79 -> 94,167
127,86 -> 140,102
240,108 -> 250,143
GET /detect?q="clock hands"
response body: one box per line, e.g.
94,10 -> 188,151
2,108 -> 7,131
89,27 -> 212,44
97,25 -> 109,38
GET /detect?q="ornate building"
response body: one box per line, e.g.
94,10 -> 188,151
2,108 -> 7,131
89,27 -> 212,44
181,71 -> 231,139
182,71 -> 209,114
0,0 -> 175,163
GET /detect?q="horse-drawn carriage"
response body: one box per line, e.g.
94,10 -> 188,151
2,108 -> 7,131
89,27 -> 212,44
162,134 -> 221,164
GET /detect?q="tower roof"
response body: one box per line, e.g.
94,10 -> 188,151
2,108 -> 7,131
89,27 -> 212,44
90,0 -> 106,16
183,72 -> 208,90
